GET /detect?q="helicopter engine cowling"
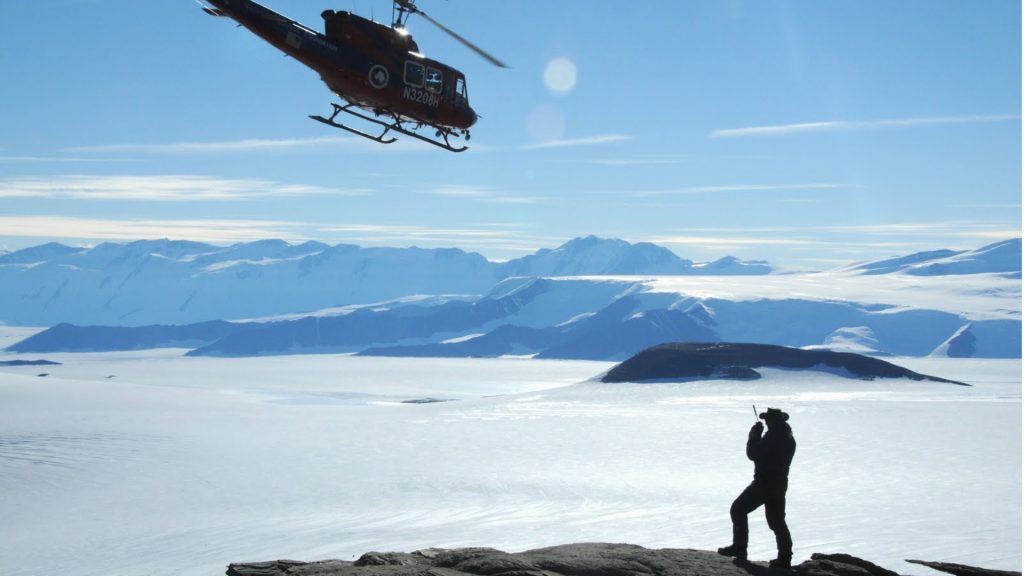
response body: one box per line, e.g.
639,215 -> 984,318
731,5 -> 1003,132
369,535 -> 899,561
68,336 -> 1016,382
321,9 -> 420,53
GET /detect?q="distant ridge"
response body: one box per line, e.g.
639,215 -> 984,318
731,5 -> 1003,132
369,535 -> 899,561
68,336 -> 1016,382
842,238 -> 1020,277
0,236 -> 772,326
10,273 -> 1019,359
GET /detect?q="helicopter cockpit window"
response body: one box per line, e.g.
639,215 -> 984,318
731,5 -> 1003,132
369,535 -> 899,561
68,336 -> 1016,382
425,68 -> 443,94
404,61 -> 424,87
455,77 -> 468,103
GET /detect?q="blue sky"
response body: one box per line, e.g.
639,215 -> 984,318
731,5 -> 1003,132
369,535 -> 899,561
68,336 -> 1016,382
0,0 -> 1020,267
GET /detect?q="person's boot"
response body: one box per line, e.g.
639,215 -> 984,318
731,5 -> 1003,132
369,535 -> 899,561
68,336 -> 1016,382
717,545 -> 747,560
769,557 -> 791,570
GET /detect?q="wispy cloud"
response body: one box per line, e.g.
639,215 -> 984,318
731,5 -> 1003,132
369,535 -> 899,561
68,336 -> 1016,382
0,216 -> 557,258
65,135 -> 438,155
0,155 -> 139,163
952,203 -> 1022,210
0,175 -> 371,201
664,222 -> 1019,237
586,157 -> 683,166
646,222 -> 1020,255
651,234 -> 817,248
710,114 -> 1020,138
425,184 -> 543,205
520,134 -> 633,150
65,136 -> 367,155
0,215 -> 304,244
627,183 -> 852,197
814,223 -> 1021,238
306,223 -> 561,256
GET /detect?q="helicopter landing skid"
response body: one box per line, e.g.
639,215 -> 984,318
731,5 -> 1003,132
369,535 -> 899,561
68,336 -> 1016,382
309,103 -> 398,145
310,103 -> 469,153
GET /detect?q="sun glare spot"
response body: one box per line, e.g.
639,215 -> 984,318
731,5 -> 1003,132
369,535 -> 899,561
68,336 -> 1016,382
543,57 -> 577,94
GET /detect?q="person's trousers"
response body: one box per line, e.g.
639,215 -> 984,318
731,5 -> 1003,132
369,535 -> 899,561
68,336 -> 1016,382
730,480 -> 792,559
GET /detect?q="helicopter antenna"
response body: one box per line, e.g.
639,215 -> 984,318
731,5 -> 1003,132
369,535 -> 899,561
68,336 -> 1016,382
393,0 -> 508,67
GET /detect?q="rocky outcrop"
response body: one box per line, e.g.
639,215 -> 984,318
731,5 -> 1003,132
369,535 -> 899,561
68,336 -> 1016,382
600,343 -> 969,385
0,359 -> 60,366
225,544 -> 1019,576
905,560 -> 1021,576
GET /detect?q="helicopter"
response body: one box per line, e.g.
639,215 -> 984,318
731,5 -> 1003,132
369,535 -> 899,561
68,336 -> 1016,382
198,0 -> 506,152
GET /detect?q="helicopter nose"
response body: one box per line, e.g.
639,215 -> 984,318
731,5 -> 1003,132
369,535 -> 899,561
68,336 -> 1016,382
467,108 -> 478,128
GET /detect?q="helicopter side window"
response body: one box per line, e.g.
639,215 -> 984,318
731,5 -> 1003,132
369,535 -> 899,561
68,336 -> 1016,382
404,61 -> 424,88
455,77 -> 468,104
425,68 -> 443,94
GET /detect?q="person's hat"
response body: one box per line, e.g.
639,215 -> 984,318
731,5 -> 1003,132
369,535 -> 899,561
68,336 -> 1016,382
759,407 -> 789,422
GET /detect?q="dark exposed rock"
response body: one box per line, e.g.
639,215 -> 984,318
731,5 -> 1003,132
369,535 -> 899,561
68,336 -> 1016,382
0,359 -> 60,366
227,560 -> 307,575
226,543 -> 1014,576
905,560 -> 1021,576
796,554 -> 902,576
600,342 -> 968,385
6,320 -> 247,353
715,366 -> 762,381
355,552 -> 421,566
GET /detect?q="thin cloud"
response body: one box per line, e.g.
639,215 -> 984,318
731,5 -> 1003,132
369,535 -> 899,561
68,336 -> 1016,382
317,223 -> 518,241
586,158 -> 682,166
952,203 -> 1022,209
310,223 -> 560,257
627,183 -> 852,197
711,114 -> 1020,138
426,184 -> 543,205
66,136 -> 361,154
0,215 -> 304,244
0,175 -> 371,201
520,134 -> 633,150
645,222 -> 1020,255
652,235 -> 817,248
65,135 -> 434,155
429,185 -> 493,198
0,155 -> 139,163
666,222 -> 1019,238
0,216 -> 554,258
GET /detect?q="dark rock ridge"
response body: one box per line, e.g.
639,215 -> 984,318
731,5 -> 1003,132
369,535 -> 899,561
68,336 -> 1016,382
0,359 -> 60,366
224,543 -> 1018,576
7,321 -> 247,353
906,560 -> 1022,576
601,343 -> 968,385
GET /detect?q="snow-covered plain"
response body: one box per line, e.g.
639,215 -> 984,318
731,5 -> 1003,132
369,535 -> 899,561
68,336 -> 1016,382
0,348 -> 1019,576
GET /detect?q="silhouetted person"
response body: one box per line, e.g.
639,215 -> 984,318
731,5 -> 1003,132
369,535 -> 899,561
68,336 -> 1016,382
718,407 -> 796,569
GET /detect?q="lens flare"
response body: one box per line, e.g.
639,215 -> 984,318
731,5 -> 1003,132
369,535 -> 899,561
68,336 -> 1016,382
543,57 -> 577,94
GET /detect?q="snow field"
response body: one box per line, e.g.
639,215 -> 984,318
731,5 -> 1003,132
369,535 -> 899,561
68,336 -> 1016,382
0,353 -> 1019,576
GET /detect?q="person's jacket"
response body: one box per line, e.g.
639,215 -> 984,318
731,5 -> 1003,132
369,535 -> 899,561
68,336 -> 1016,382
746,423 -> 796,484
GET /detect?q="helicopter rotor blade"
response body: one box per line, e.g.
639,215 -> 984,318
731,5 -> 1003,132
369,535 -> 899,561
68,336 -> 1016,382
407,5 -> 509,68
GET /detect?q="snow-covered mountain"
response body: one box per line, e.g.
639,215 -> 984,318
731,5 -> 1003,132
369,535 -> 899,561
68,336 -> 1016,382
3,237 -> 1020,359
842,238 -> 1021,277
497,236 -> 692,276
10,266 -> 1020,359
0,236 -> 772,326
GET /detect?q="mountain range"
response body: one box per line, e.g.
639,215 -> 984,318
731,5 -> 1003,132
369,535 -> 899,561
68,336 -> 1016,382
841,238 -> 1021,276
3,237 -> 1019,360
0,236 -> 770,327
